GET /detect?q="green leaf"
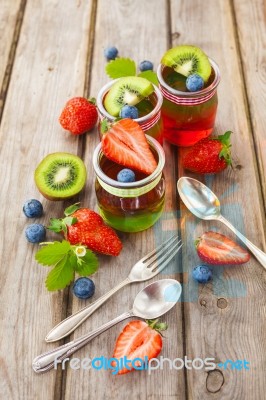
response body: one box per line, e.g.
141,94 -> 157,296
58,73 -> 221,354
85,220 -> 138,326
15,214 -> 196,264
100,118 -> 109,134
218,131 -> 232,146
218,131 -> 232,165
105,58 -> 136,79
45,255 -> 74,291
64,203 -> 80,216
47,218 -> 64,233
35,241 -> 71,266
138,70 -> 159,86
64,216 -> 78,226
74,250 -> 98,276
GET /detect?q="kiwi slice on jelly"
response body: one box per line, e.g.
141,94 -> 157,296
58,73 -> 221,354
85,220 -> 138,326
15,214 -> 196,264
34,152 -> 87,201
161,45 -> 212,83
104,76 -> 154,117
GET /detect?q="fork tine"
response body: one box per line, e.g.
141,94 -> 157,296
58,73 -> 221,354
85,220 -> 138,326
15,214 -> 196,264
150,240 -> 181,268
151,241 -> 182,273
141,235 -> 179,264
144,236 -> 180,267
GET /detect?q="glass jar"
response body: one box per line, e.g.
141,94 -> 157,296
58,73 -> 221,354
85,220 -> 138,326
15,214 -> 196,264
157,59 -> 220,146
96,79 -> 164,144
92,136 -> 165,233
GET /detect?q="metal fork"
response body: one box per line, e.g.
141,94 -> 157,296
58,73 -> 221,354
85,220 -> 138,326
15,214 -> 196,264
45,235 -> 182,342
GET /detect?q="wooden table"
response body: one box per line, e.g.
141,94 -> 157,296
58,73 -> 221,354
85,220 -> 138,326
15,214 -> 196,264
1,1 -> 265,399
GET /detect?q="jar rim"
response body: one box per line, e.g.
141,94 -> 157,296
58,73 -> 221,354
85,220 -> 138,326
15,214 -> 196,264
157,58 -> 220,98
92,135 -> 165,189
96,79 -> 163,123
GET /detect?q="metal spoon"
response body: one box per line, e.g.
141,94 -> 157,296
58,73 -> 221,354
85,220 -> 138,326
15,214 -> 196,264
177,177 -> 266,270
32,279 -> 182,373
45,235 -> 182,343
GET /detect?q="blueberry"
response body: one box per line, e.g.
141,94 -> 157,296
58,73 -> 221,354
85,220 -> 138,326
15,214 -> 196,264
23,199 -> 43,218
104,46 -> 118,61
192,265 -> 212,283
117,169 -> 136,183
139,60 -> 154,72
72,277 -> 95,299
25,224 -> 46,243
186,74 -> 204,92
119,105 -> 139,119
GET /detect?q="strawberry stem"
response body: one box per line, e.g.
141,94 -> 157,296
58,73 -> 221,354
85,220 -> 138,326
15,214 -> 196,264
146,319 -> 168,334
217,131 -> 232,165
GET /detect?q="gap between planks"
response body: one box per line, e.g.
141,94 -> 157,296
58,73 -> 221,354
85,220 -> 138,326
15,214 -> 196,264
0,0 -> 27,123
57,1 -> 98,400
230,0 -> 266,218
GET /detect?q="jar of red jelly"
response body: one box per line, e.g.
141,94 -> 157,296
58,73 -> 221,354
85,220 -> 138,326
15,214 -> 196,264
97,79 -> 164,144
157,59 -> 220,146
92,136 -> 165,233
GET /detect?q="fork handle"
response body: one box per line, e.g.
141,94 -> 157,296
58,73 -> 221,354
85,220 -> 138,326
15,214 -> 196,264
45,277 -> 131,342
33,311 -> 133,373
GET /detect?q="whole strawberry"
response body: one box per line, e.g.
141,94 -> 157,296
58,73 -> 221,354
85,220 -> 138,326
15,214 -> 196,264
59,97 -> 98,135
183,131 -> 232,174
48,204 -> 122,256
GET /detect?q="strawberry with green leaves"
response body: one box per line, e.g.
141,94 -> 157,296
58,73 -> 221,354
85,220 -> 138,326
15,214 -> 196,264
112,319 -> 167,375
183,131 -> 232,174
48,203 -> 122,256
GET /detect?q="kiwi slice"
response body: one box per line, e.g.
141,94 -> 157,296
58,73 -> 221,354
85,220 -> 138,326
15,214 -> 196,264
161,45 -> 212,83
104,76 -> 154,117
34,152 -> 87,200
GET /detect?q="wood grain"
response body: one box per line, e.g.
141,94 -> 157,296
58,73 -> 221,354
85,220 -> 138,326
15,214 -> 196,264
0,0 -> 93,399
233,0 -> 266,209
0,0 -> 26,118
0,0 -> 265,399
170,0 -> 266,399
64,1 -> 185,399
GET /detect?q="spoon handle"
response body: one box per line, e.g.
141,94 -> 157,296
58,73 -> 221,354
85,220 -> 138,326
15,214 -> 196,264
45,277 -> 132,343
32,311 -> 133,374
218,215 -> 266,270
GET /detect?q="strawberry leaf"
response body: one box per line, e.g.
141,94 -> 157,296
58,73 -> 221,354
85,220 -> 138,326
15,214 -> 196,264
100,118 -> 110,134
105,58 -> 136,79
138,70 -> 158,86
64,216 -> 78,226
45,255 -> 74,291
74,250 -> 98,276
218,131 -> 232,165
88,97 -> 96,105
48,218 -> 64,233
64,203 -> 80,216
35,240 -> 99,291
35,240 -> 71,266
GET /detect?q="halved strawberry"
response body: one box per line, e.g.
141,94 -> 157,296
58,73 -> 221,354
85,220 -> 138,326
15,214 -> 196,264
195,231 -> 250,265
112,319 -> 166,375
102,119 -> 157,175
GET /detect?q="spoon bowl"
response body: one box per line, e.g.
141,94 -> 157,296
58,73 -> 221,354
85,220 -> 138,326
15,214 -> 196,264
133,279 -> 182,319
177,177 -> 221,219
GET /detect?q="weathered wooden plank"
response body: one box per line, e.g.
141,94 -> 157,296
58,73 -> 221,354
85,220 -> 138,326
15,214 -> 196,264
0,0 -> 25,117
233,0 -> 266,209
0,1 -> 93,399
170,0 -> 266,399
64,1 -> 186,399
